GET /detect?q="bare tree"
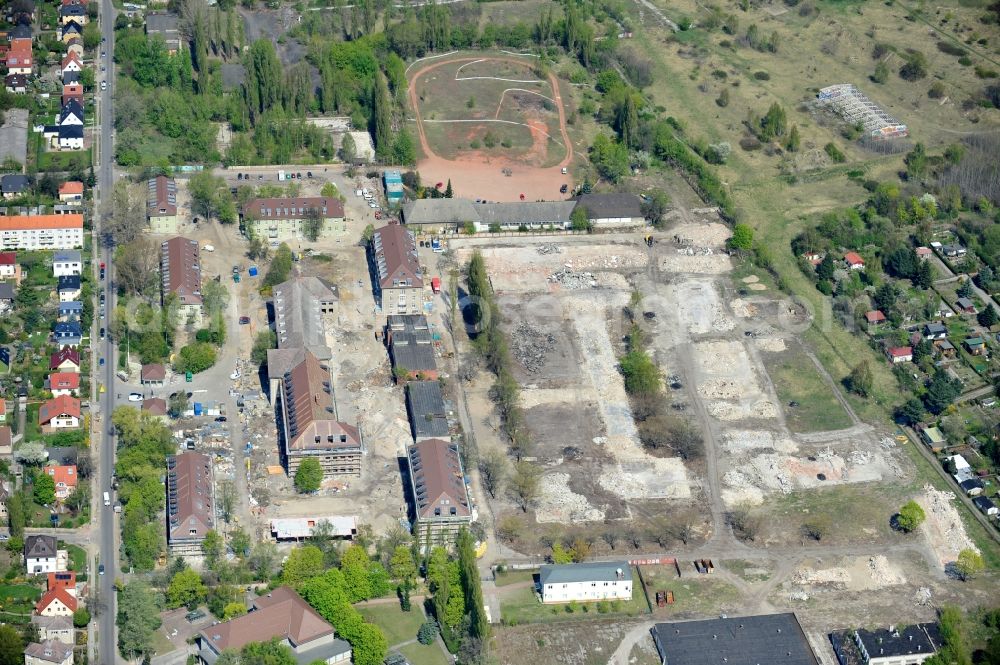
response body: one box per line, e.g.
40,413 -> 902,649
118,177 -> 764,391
508,461 -> 541,512
601,528 -> 621,551
115,237 -> 159,296
478,448 -> 509,499
106,180 -> 146,245
218,481 -> 237,523
727,508 -> 761,542
624,527 -> 642,549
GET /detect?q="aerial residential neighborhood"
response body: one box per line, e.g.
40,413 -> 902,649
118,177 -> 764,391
1,0 -> 999,661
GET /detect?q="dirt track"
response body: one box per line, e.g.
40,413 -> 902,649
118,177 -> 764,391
407,54 -> 574,202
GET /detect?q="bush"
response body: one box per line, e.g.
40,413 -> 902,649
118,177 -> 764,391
899,52 -> 928,80
937,41 -> 968,56
928,82 -> 946,98
417,621 -> 438,645
753,70 -> 770,80
896,500 -> 926,532
174,342 -> 217,374
739,136 -> 762,151
824,142 -> 846,162
975,66 -> 999,79
958,55 -> 973,66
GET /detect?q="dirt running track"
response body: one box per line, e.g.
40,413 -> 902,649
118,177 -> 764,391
408,54 -> 574,202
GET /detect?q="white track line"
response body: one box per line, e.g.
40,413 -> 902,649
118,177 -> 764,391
498,49 -> 540,58
418,118 -> 564,147
455,59 -> 543,84
494,88 -> 558,119
404,50 -> 459,76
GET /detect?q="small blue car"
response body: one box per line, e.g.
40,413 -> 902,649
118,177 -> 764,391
99,358 -> 105,366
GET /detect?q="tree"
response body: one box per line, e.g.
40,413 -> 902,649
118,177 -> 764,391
895,397 -> 925,425
729,223 -> 754,252
444,179 -> 453,198
294,458 -> 323,493
107,180 -> 147,245
117,581 -> 162,659
340,132 -> 357,163
785,124 -> 801,152
301,207 -> 324,242
73,608 -> 91,628
0,625 -> 23,665
33,473 -> 55,505
218,481 -> 237,524
619,349 -> 660,396
872,61 -> 889,84
978,305 -> 999,328
418,621 -> 437,645
372,72 -> 393,158
457,529 -> 489,640
924,369 -> 962,414
640,190 -> 671,227
899,51 -> 928,81
340,545 -> 372,602
202,530 -> 224,570
478,448 -> 508,499
230,527 -> 251,559
263,243 -> 294,287
509,461 -> 541,512
242,639 -> 297,665
282,545 -> 325,588
759,103 -> 787,140
905,143 -> 928,179
897,500 -> 926,532
168,568 -> 207,609
389,545 -> 417,583
846,360 -> 874,398
174,342 -> 218,374
168,390 -> 189,418
955,548 -> 984,580
223,602 -> 247,620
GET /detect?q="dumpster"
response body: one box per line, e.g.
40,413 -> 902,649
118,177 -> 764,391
185,371 -> 193,382
193,402 -> 203,416
248,266 -> 259,277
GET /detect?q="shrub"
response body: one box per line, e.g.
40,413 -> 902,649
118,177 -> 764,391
899,51 -> 928,80
958,55 -> 973,66
975,66 -> 999,78
824,142 -> 846,162
896,500 -> 926,532
711,69 -> 728,80
470,140 -> 481,149
739,136 -> 762,151
753,70 -> 770,80
417,621 -> 437,645
928,82 -> 946,98
937,40 -> 967,56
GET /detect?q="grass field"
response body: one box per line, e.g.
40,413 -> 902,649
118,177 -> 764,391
356,603 -> 426,647
396,643 -> 450,665
149,627 -> 176,657
0,584 -> 42,624
499,572 -> 650,625
761,342 -> 853,433
638,566 -> 744,618
494,570 -> 535,587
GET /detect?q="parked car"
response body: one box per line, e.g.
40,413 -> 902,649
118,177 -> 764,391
239,316 -> 250,324
127,393 -> 142,402
307,171 -> 313,178
101,81 -> 107,90
98,564 -> 105,575
215,416 -> 227,423
237,173 -> 243,180
560,184 -> 568,193
100,328 -> 105,339
99,358 -> 105,366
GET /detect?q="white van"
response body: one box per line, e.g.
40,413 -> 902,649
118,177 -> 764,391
103,492 -> 111,506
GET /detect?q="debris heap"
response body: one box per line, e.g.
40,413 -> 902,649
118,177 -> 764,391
510,321 -> 556,374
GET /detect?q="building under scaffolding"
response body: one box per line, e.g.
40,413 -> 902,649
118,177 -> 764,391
818,84 -> 909,139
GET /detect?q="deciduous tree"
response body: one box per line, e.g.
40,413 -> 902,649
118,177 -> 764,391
896,500 -> 926,532
294,458 -> 323,493
509,461 -> 542,512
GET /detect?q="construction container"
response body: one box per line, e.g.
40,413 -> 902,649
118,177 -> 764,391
193,402 -> 203,416
248,266 -> 258,277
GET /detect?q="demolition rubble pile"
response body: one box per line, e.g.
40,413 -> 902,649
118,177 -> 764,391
511,321 -> 556,374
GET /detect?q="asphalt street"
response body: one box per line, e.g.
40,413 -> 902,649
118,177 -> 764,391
95,0 -> 118,659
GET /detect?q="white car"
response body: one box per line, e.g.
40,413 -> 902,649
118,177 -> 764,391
368,201 -> 378,208
127,393 -> 142,402
101,81 -> 107,90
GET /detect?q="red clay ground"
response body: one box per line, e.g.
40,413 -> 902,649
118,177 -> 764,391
407,53 -> 575,202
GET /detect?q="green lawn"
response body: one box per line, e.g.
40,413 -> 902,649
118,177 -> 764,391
493,570 -> 535,587
149,627 -> 176,657
499,570 -> 650,625
37,148 -> 92,173
0,584 -> 42,624
397,643 -> 450,665
23,404 -> 42,446
356,603 -> 426,647
762,343 -> 853,433
66,544 -> 88,575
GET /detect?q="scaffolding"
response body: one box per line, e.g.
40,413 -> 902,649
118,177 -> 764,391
818,84 -> 909,139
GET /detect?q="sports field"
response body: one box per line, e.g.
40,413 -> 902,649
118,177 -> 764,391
407,52 -> 575,201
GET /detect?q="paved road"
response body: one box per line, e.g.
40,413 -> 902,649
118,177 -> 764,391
94,0 -> 118,660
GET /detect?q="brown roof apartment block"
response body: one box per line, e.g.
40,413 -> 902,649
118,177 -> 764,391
166,451 -> 214,546
160,237 -> 202,306
407,438 -> 471,520
372,224 -> 423,289
282,351 -> 361,454
199,586 -> 334,652
148,175 -> 177,217
244,196 -> 345,221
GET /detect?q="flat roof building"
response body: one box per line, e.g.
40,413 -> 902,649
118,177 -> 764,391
651,613 -> 819,665
270,515 -> 358,541
405,381 -> 449,442
538,561 -> 632,604
830,623 -> 940,665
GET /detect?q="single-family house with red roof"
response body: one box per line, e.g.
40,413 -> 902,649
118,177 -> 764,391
916,246 -> 932,261
35,587 -> 77,617
61,84 -> 83,106
57,181 -> 83,205
865,310 -> 886,326
49,348 -> 80,373
43,464 -> 78,499
48,372 -> 79,397
0,251 -> 18,282
844,252 -> 865,270
38,396 -> 80,430
886,346 -> 913,363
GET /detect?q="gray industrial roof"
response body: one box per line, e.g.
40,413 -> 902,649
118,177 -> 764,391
402,199 -> 480,226
390,331 -> 436,373
572,192 -> 643,219
651,614 -> 819,665
851,623 -> 940,659
272,276 -> 336,360
402,199 -> 575,227
538,561 -> 631,586
405,381 -> 448,440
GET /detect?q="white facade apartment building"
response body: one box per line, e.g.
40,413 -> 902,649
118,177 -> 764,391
537,561 -> 633,604
0,215 -> 84,250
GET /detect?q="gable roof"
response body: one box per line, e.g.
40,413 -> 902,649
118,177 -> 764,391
39,395 -> 80,423
142,398 -> 167,415
887,346 -> 912,358
844,252 -> 865,265
281,351 -> 361,453
974,496 -> 997,511
36,586 -> 78,614
160,237 -> 202,305
0,283 -> 15,300
31,615 -> 73,632
0,215 -> 83,232
25,534 -> 58,559
58,181 -> 83,195
61,52 -> 81,69
166,452 -> 214,543
50,348 -> 80,369
1,174 -> 30,193
271,276 -> 337,359
244,196 -> 345,221
57,275 -> 81,291
539,561 -> 632,585
572,192 -> 644,219
407,438 -> 470,519
141,363 -> 166,381
372,224 -> 423,289
44,464 -> 77,489
199,586 -> 334,652
24,641 -> 73,664
405,381 -> 449,440
59,99 -> 84,122
147,175 -> 177,217
49,372 -> 80,391
865,310 -> 886,323
53,250 -> 82,263
0,252 -> 15,266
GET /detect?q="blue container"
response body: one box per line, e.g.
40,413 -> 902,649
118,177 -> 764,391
248,266 -> 259,277
193,402 -> 203,416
